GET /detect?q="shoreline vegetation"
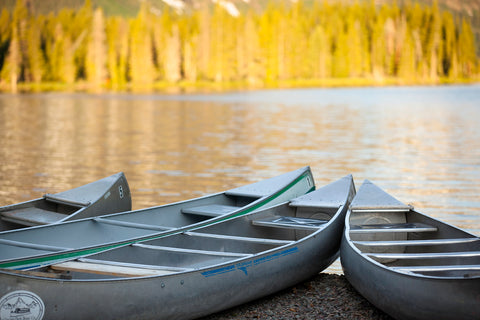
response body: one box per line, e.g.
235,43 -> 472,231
0,0 -> 479,94
2,77 -> 479,94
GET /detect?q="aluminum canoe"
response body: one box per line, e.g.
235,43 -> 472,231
0,172 -> 131,232
0,167 -> 314,270
340,180 -> 480,320
0,174 -> 355,320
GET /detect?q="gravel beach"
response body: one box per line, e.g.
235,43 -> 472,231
201,273 -> 393,320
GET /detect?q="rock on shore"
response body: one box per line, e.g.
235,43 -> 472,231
201,273 -> 393,320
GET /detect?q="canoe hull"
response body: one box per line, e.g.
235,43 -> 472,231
0,172 -> 131,231
0,223 -> 341,320
0,174 -> 354,320
341,180 -> 480,320
341,235 -> 480,320
0,167 -> 313,270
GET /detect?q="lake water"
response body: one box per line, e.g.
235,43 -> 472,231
1,85 -> 479,273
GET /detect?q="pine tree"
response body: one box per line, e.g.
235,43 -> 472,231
424,2 -> 442,80
243,9 -> 263,84
2,0 -> 30,91
331,10 -> 349,78
397,22 -> 417,80
86,8 -> 107,88
106,16 -> 128,88
0,9 -> 12,85
25,15 -> 45,83
3,23 -> 20,91
71,1 -> 92,81
128,2 -> 155,85
442,11 -> 457,78
164,23 -> 181,83
180,15 -> 199,82
371,6 -> 388,79
308,25 -> 331,79
345,7 -> 364,77
259,6 -> 276,81
51,21 -> 75,83
458,18 -> 477,77
196,2 -> 210,81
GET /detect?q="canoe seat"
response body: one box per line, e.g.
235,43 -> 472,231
350,222 -> 437,234
1,207 -> 68,227
252,216 -> 328,231
44,194 -> 90,207
50,260 -> 183,278
181,204 -> 239,217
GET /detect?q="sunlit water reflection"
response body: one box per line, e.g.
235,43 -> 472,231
1,85 -> 479,274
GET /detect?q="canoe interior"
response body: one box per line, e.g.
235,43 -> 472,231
21,204 -> 339,280
0,172 -> 131,231
0,198 -> 84,230
0,167 -> 316,270
349,208 -> 480,278
0,193 -> 263,261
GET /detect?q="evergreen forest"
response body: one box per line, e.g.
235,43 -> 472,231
0,0 -> 478,92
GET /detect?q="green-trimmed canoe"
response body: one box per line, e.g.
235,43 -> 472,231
0,167 -> 314,270
0,174 -> 354,320
0,172 -> 131,231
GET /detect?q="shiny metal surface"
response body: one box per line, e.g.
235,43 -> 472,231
0,176 -> 354,320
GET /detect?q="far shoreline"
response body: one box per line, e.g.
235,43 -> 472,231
1,77 -> 479,95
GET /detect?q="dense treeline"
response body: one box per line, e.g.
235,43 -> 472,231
0,0 -> 478,92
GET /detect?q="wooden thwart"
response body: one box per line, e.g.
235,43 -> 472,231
51,261 -> 177,278
5,268 -> 72,279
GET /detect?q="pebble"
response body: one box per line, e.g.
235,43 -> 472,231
200,273 -> 393,320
